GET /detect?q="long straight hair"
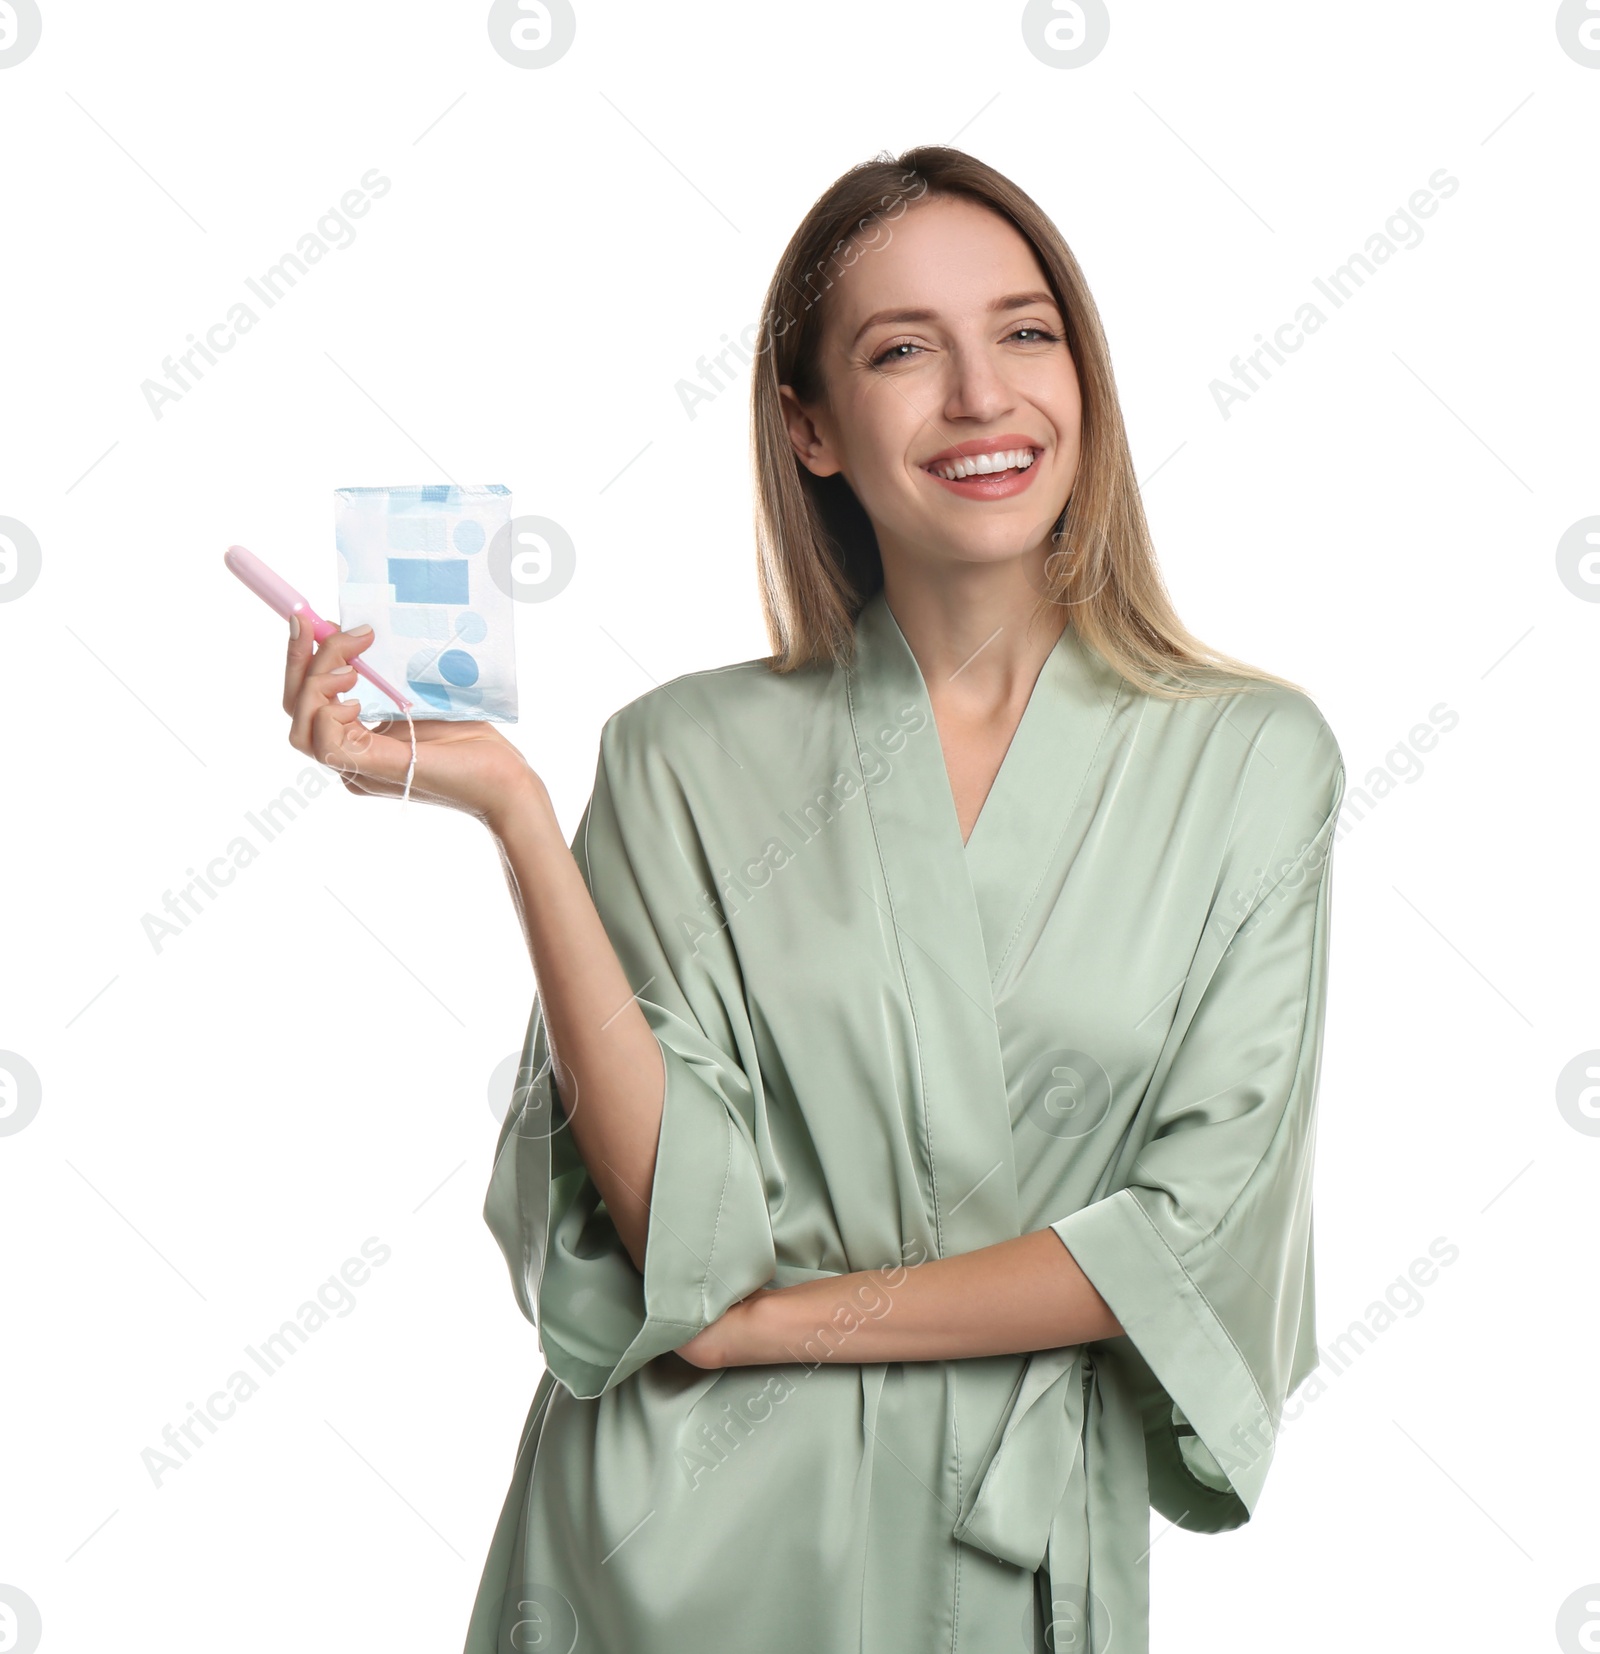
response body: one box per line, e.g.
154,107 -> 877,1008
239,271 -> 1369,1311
748,145 -> 1304,701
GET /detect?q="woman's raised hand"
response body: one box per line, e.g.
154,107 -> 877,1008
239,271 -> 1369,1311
284,617 -> 539,828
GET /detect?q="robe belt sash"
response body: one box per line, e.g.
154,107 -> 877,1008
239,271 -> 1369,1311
762,1263 -> 1090,1568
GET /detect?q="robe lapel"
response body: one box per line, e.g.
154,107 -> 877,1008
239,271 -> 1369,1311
845,590 -> 1123,1256
847,591 -> 1016,1257
959,608 -> 1126,988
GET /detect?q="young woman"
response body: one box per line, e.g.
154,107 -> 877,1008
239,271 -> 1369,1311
284,146 -> 1346,1654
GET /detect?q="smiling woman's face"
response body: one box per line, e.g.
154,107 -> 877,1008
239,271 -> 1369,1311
780,193 -> 1082,583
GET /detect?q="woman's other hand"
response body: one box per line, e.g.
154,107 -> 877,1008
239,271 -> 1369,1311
284,616 -> 539,829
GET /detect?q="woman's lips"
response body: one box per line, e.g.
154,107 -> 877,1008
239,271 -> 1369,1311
921,452 -> 1042,501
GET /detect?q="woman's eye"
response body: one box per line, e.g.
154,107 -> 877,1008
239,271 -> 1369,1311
871,339 -> 921,367
870,326 -> 1059,367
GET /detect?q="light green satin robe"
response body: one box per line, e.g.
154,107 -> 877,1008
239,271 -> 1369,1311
465,590 -> 1345,1654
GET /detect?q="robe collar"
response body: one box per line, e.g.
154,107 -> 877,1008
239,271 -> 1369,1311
844,588 -> 1125,1258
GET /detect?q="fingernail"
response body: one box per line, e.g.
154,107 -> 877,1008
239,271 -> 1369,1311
349,623 -> 374,636
290,614 -> 300,640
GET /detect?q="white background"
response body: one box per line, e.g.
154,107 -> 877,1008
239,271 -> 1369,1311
2,3 -> 1596,1650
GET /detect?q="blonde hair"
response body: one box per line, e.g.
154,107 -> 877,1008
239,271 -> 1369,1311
748,144 -> 1304,701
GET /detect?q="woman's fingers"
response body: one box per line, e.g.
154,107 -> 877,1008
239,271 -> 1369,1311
288,663 -> 353,758
284,619 -> 374,715
281,614 -> 318,714
311,694 -> 378,779
306,694 -> 415,792
282,614 -> 372,708
287,626 -> 376,755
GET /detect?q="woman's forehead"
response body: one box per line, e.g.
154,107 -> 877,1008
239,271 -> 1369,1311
825,202 -> 1055,333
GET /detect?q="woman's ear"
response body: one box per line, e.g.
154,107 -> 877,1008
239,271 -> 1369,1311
778,383 -> 843,479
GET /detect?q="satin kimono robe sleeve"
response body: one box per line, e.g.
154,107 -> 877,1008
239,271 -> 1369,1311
482,700 -> 779,1399
465,591 -> 1345,1654
1048,695 -> 1342,1534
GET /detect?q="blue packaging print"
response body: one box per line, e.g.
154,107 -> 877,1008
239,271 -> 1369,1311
334,484 -> 517,723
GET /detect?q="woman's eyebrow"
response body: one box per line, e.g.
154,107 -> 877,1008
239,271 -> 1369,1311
850,290 -> 1060,349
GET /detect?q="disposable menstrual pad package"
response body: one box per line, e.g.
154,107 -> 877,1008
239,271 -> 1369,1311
334,483 -> 518,723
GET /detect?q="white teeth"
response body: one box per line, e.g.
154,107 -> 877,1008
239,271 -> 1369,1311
927,447 -> 1037,481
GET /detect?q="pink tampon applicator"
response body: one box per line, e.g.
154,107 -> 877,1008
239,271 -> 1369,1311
223,543 -> 414,713
224,542 -> 421,809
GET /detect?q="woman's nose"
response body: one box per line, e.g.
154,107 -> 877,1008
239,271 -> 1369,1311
939,346 -> 1016,417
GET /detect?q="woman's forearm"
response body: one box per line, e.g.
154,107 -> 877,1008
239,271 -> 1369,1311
487,778 -> 664,1273
717,1228 -> 1124,1366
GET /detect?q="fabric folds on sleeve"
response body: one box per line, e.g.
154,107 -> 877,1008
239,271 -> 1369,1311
1049,701 -> 1345,1532
483,704 -> 777,1400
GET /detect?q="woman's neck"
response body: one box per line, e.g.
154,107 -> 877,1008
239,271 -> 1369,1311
877,550 -> 1068,708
